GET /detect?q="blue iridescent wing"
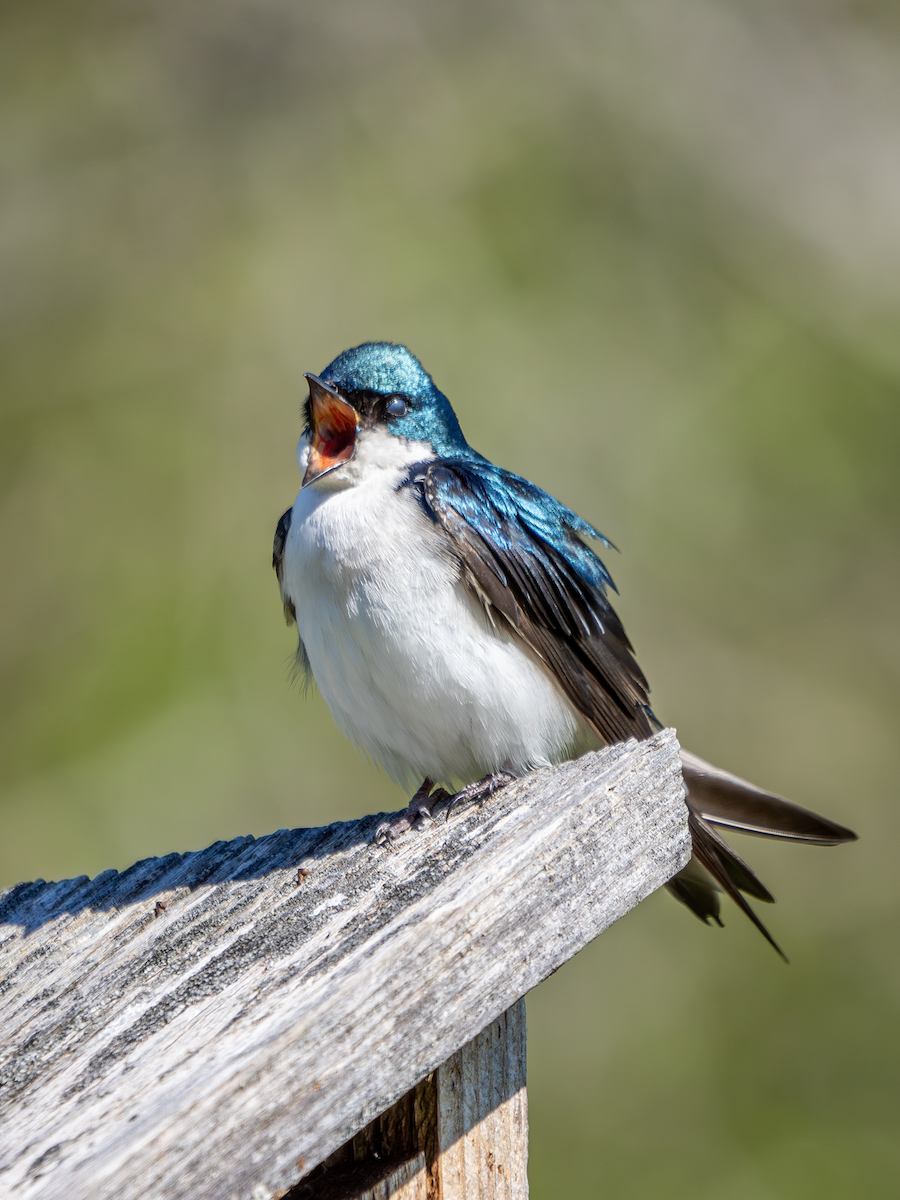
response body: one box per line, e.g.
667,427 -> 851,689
417,458 -> 655,746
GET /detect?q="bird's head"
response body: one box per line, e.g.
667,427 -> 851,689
300,342 -> 471,488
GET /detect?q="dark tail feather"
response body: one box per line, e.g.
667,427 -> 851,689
680,749 -> 857,844
665,859 -> 723,927
696,817 -> 775,903
669,748 -> 857,959
688,811 -> 789,962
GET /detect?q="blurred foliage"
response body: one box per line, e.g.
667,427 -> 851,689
1,1 -> 898,1196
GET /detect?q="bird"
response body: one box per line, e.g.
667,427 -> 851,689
273,341 -> 857,958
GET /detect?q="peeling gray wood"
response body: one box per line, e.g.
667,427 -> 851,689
0,730 -> 690,1200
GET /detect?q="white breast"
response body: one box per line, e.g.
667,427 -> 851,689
282,429 -> 588,789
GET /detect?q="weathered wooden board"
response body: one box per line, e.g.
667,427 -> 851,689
0,730 -> 690,1200
436,998 -> 528,1199
293,999 -> 527,1200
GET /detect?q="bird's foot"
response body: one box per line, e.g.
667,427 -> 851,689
373,771 -> 515,845
373,779 -> 452,846
445,770 -> 516,819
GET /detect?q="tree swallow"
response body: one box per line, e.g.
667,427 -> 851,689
274,342 -> 856,957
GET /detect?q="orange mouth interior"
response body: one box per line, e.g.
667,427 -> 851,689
304,391 -> 358,485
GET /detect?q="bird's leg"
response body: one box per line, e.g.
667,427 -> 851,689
444,770 -> 516,819
373,771 -> 514,845
374,779 -> 451,845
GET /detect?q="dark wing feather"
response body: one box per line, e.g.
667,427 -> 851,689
420,460 -> 654,745
273,507 -> 297,625
273,505 -> 313,680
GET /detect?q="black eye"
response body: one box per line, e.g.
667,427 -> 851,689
386,396 -> 408,418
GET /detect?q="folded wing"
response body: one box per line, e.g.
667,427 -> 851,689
420,458 -> 654,746
419,457 -> 857,956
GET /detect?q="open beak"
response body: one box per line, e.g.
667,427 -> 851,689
301,373 -> 359,488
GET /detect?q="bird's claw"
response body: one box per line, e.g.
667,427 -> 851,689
373,773 -> 513,845
444,770 -> 515,820
373,779 -> 450,846
373,815 -> 412,846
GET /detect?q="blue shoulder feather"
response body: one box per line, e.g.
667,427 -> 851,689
413,457 -> 653,745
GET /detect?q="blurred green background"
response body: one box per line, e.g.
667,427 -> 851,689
2,0 -> 898,1195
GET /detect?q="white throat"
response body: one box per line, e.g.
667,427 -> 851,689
297,426 -> 435,492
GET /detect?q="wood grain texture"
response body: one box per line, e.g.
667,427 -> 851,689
288,1151 -> 428,1200
368,1156 -> 428,1200
299,999 -> 527,1200
436,998 -> 528,1199
0,730 -> 689,1200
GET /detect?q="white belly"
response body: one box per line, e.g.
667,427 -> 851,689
283,463 -> 587,788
